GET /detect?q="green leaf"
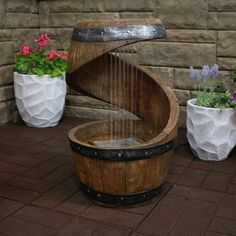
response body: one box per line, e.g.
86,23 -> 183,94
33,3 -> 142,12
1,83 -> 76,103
35,67 -> 45,76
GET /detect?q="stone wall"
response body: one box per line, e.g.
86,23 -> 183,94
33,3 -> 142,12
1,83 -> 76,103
0,0 -> 235,127
0,0 -> 38,125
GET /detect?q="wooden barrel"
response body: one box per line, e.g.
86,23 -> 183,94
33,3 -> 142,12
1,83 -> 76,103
67,19 -> 179,206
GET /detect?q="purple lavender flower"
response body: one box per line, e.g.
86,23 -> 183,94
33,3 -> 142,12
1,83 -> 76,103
209,64 -> 219,77
201,65 -> 210,78
189,66 -> 196,80
233,92 -> 236,102
189,66 -> 201,80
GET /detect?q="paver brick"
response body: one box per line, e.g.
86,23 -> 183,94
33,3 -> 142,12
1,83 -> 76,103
165,173 -> 179,184
201,173 -> 232,192
190,160 -> 214,171
50,154 -> 72,164
32,184 -> 78,209
2,154 -> 44,167
171,147 -> 193,167
42,164 -> 74,183
169,185 -> 225,204
130,233 -> 150,236
0,216 -> 58,236
212,161 -> 236,174
209,217 -> 236,235
61,174 -> 81,189
36,147 -> 69,161
137,205 -> 183,235
216,194 -> 236,219
14,205 -> 74,230
0,161 -> 30,174
169,164 -> 186,175
58,217 -> 131,236
159,194 -> 217,216
231,176 -> 236,184
81,205 -> 144,229
227,184 -> 236,195
23,161 -> 62,179
168,213 -> 211,236
7,176 -> 55,193
205,231 -> 229,236
0,184 -> 40,203
121,201 -> 155,215
0,199 -> 23,221
176,168 -> 207,187
56,191 -> 92,215
0,172 -> 15,184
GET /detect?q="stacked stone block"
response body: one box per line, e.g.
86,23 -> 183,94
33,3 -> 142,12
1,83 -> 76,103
0,0 -> 38,125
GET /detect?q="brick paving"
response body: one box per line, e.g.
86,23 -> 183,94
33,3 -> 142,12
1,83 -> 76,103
0,117 -> 235,236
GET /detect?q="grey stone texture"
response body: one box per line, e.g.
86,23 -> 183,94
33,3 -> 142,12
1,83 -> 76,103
0,0 -> 37,125
218,13 -> 236,30
207,12 -> 218,30
48,0 -> 103,13
155,0 -> 208,29
0,0 -> 235,127
145,66 -> 174,88
0,0 -> 6,28
6,0 -> 33,13
0,66 -> 13,86
138,42 -> 216,67
0,42 -> 14,65
208,0 -> 219,12
218,31 -> 236,57
103,0 -> 154,12
173,89 -> 191,106
159,30 -> 217,43
219,0 -> 236,12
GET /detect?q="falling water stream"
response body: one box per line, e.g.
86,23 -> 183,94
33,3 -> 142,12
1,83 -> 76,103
92,43 -> 145,149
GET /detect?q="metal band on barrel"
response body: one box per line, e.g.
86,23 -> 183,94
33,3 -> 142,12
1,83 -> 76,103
69,138 -> 176,161
72,24 -> 166,42
81,184 -> 163,205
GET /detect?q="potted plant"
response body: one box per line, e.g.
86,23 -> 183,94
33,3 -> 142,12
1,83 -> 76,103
14,34 -> 67,128
187,65 -> 236,161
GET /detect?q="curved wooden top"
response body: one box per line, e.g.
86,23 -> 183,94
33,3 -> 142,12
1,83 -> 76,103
67,19 -> 166,74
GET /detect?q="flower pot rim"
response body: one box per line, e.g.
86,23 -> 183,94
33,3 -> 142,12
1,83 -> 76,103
187,98 -> 235,111
14,71 -> 65,78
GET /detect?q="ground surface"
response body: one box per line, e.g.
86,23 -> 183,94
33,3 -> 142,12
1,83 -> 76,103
0,117 -> 235,236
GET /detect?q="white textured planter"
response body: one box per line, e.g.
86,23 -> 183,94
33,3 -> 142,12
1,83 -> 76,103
14,72 -> 66,128
187,99 -> 236,161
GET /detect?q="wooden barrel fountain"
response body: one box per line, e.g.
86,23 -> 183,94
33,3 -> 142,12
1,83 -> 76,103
67,19 -> 179,206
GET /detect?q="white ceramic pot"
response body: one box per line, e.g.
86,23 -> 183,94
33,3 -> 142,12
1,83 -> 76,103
14,72 -> 66,128
187,99 -> 236,161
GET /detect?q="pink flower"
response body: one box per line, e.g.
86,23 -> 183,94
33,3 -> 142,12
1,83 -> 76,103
37,39 -> 46,46
36,33 -> 50,47
46,51 -> 59,60
33,48 -> 39,52
39,33 -> 50,41
20,45 -> 30,55
61,51 -> 67,60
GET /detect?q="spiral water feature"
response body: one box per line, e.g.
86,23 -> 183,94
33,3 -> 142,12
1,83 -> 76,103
67,19 -> 179,206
